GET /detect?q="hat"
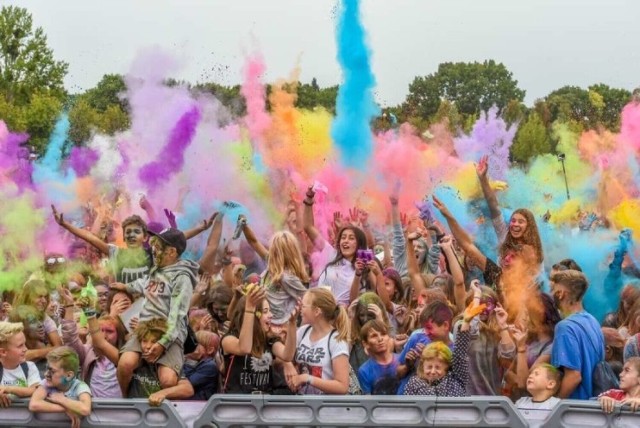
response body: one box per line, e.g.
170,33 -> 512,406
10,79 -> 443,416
148,228 -> 186,255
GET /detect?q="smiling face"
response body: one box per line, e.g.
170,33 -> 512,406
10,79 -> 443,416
123,224 -> 146,249
150,236 -> 176,268
383,278 -> 397,301
422,357 -> 448,383
423,319 -> 450,342
338,229 -> 358,260
0,332 -> 28,366
258,300 -> 272,333
509,213 -> 528,239
96,285 -> 109,312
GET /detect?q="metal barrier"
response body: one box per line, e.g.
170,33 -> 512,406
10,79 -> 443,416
541,399 -> 640,428
0,399 -> 186,428
6,396 -> 640,427
192,395 -> 528,428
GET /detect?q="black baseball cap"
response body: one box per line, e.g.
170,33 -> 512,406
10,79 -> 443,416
148,228 -> 187,255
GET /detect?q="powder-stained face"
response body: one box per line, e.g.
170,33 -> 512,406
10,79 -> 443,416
124,224 -> 146,248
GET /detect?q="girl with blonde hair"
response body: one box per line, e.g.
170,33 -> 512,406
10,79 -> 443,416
262,230 -> 309,325
286,288 -> 351,394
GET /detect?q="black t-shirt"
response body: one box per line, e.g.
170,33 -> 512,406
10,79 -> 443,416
128,361 -> 161,398
222,337 -> 277,394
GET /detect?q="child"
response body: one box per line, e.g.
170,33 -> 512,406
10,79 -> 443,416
403,301 -> 484,396
29,346 -> 92,428
396,300 -> 453,394
515,364 -> 562,422
598,357 -> 640,413
183,330 -> 219,400
357,320 -> 400,395
0,322 -> 42,406
128,318 -> 194,405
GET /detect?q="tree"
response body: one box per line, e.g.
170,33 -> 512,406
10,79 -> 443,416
296,80 -> 338,113
588,83 -> 631,130
83,74 -> 128,112
0,6 -> 68,105
402,60 -> 525,119
511,112 -> 551,163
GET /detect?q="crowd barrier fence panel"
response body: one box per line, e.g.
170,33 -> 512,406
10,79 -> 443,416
0,398 -> 186,428
541,399 -> 640,428
192,394 -> 528,428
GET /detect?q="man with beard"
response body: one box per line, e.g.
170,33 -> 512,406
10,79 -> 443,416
550,269 -> 605,399
111,228 -> 198,396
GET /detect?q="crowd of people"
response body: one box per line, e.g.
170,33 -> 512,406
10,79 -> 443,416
1,157 -> 640,427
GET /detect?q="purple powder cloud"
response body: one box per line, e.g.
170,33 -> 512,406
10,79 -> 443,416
138,106 -> 201,192
67,146 -> 99,177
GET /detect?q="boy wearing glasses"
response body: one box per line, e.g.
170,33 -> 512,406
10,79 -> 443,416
111,228 -> 198,396
29,346 -> 92,428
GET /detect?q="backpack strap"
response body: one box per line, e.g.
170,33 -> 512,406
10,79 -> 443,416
222,355 -> 235,393
20,362 -> 29,380
0,362 -> 30,384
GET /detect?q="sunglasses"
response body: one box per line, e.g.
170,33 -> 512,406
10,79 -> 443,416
46,257 -> 66,265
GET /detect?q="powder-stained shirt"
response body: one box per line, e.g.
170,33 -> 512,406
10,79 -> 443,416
127,259 -> 198,348
109,245 -> 152,284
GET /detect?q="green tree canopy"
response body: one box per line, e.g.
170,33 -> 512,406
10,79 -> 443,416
511,112 -> 551,163
0,6 -> 68,105
402,60 -> 525,119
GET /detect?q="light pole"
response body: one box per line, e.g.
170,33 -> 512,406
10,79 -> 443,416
558,153 -> 570,200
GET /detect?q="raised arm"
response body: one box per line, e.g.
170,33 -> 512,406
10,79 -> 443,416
198,213 -> 223,275
389,187 -> 409,277
221,287 -> 264,356
239,215 -> 269,260
52,205 -> 109,255
302,186 -> 324,250
439,236 -> 466,314
432,196 -> 487,271
184,212 -> 217,240
476,156 -> 507,241
405,232 -> 427,296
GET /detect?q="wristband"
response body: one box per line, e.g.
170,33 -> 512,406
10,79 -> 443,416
64,304 -> 75,309
89,328 -> 101,335
435,233 -> 446,242
306,375 -> 313,386
517,348 -> 526,353
303,199 -> 314,206
245,310 -> 255,315
83,308 -> 97,318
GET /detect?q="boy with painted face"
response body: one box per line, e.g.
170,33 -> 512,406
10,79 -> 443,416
29,346 -> 92,428
403,300 -> 485,396
0,322 -> 42,406
396,300 -> 454,394
112,228 -> 198,397
52,206 -> 152,283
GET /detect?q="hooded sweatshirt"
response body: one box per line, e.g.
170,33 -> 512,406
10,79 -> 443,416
127,259 -> 199,348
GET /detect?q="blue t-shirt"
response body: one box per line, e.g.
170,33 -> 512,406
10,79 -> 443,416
358,354 -> 400,395
551,311 -> 604,400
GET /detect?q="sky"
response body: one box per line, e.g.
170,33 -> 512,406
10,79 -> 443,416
8,0 -> 640,106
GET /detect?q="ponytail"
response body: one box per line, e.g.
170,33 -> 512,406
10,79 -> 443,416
333,305 -> 349,342
307,288 -> 351,342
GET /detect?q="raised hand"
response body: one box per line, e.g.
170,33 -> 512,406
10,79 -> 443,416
163,209 -> 177,228
431,196 -> 452,219
51,205 -> 66,227
476,155 -> 489,178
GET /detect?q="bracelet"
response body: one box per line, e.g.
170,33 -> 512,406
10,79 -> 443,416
306,375 -> 313,386
355,272 -> 362,277
303,199 -> 314,206
517,349 -> 526,353
64,304 -> 75,308
245,310 -> 255,315
89,328 -> 100,335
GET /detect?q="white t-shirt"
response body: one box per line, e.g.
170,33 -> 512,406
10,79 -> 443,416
515,396 -> 560,425
1,361 -> 41,395
295,325 -> 349,395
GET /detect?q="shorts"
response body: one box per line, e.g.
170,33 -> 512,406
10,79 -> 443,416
121,335 -> 185,375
